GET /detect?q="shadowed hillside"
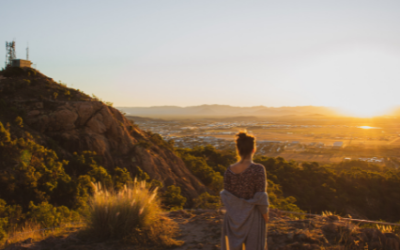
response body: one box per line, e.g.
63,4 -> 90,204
0,67 -> 206,204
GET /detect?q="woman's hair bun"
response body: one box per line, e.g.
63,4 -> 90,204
235,131 -> 255,158
237,132 -> 249,140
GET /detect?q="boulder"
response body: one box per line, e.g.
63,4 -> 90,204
22,97 -> 206,203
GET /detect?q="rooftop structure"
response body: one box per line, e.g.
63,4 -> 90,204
11,59 -> 32,68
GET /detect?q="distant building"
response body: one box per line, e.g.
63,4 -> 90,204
333,141 -> 343,148
11,59 -> 32,68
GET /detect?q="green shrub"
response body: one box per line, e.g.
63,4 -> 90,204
53,92 -> 58,100
193,192 -> 221,209
112,167 -> 133,191
87,181 -> 181,247
23,79 -> 31,86
162,185 -> 186,210
0,122 -> 11,143
134,166 -> 150,181
0,218 -> 7,242
14,116 -> 23,128
28,201 -> 79,228
88,165 -> 112,187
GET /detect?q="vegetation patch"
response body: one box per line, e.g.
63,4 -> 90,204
86,181 -> 182,247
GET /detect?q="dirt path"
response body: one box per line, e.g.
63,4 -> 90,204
169,210 -> 222,250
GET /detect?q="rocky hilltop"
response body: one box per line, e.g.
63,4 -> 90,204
0,67 -> 206,203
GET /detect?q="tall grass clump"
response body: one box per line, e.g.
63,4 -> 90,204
87,181 -> 181,247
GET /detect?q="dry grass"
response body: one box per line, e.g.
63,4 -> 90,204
376,224 -> 394,233
86,181 -> 182,247
1,221 -> 82,248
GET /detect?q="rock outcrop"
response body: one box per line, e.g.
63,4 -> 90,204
0,69 -> 206,203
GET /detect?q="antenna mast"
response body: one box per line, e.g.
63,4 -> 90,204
26,43 -> 29,60
5,41 -> 16,67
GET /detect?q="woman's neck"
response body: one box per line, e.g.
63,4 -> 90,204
239,157 -> 253,163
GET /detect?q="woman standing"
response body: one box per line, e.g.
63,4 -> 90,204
221,132 -> 269,250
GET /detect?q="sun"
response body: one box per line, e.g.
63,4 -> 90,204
283,45 -> 400,118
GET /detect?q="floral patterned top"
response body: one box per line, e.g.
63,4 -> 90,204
223,163 -> 267,200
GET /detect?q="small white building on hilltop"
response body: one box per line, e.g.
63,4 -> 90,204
11,59 -> 32,68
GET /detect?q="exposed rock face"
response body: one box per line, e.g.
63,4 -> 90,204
4,77 -> 206,203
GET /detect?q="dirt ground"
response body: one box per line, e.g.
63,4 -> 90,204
4,210 -> 400,250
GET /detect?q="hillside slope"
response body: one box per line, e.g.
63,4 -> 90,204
0,67 -> 206,203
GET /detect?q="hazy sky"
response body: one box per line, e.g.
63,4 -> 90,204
2,0 -> 400,116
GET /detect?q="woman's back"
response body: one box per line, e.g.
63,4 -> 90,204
223,163 -> 266,200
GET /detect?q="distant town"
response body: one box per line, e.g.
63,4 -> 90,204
127,116 -> 400,165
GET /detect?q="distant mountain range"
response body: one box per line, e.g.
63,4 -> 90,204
117,105 -> 340,117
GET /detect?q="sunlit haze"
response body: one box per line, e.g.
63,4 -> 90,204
2,0 -> 400,117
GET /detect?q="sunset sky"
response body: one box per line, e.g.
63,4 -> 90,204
2,0 -> 400,117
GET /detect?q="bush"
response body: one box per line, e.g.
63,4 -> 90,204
14,116 -> 23,128
28,201 -> 79,228
162,185 -> 186,210
134,166 -> 150,181
87,181 -> 181,247
193,192 -> 221,209
0,122 -> 11,143
1,66 -> 36,77
21,79 -> 31,87
0,218 -> 7,242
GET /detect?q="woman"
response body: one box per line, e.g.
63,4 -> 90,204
221,131 -> 269,250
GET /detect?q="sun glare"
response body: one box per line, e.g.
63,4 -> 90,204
284,46 -> 400,118
338,103 -> 391,118
358,126 -> 381,129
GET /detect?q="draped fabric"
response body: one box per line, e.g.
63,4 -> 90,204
221,190 -> 269,250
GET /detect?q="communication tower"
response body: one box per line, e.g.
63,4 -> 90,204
5,41 -> 16,67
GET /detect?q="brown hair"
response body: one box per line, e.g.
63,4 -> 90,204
235,131 -> 256,159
